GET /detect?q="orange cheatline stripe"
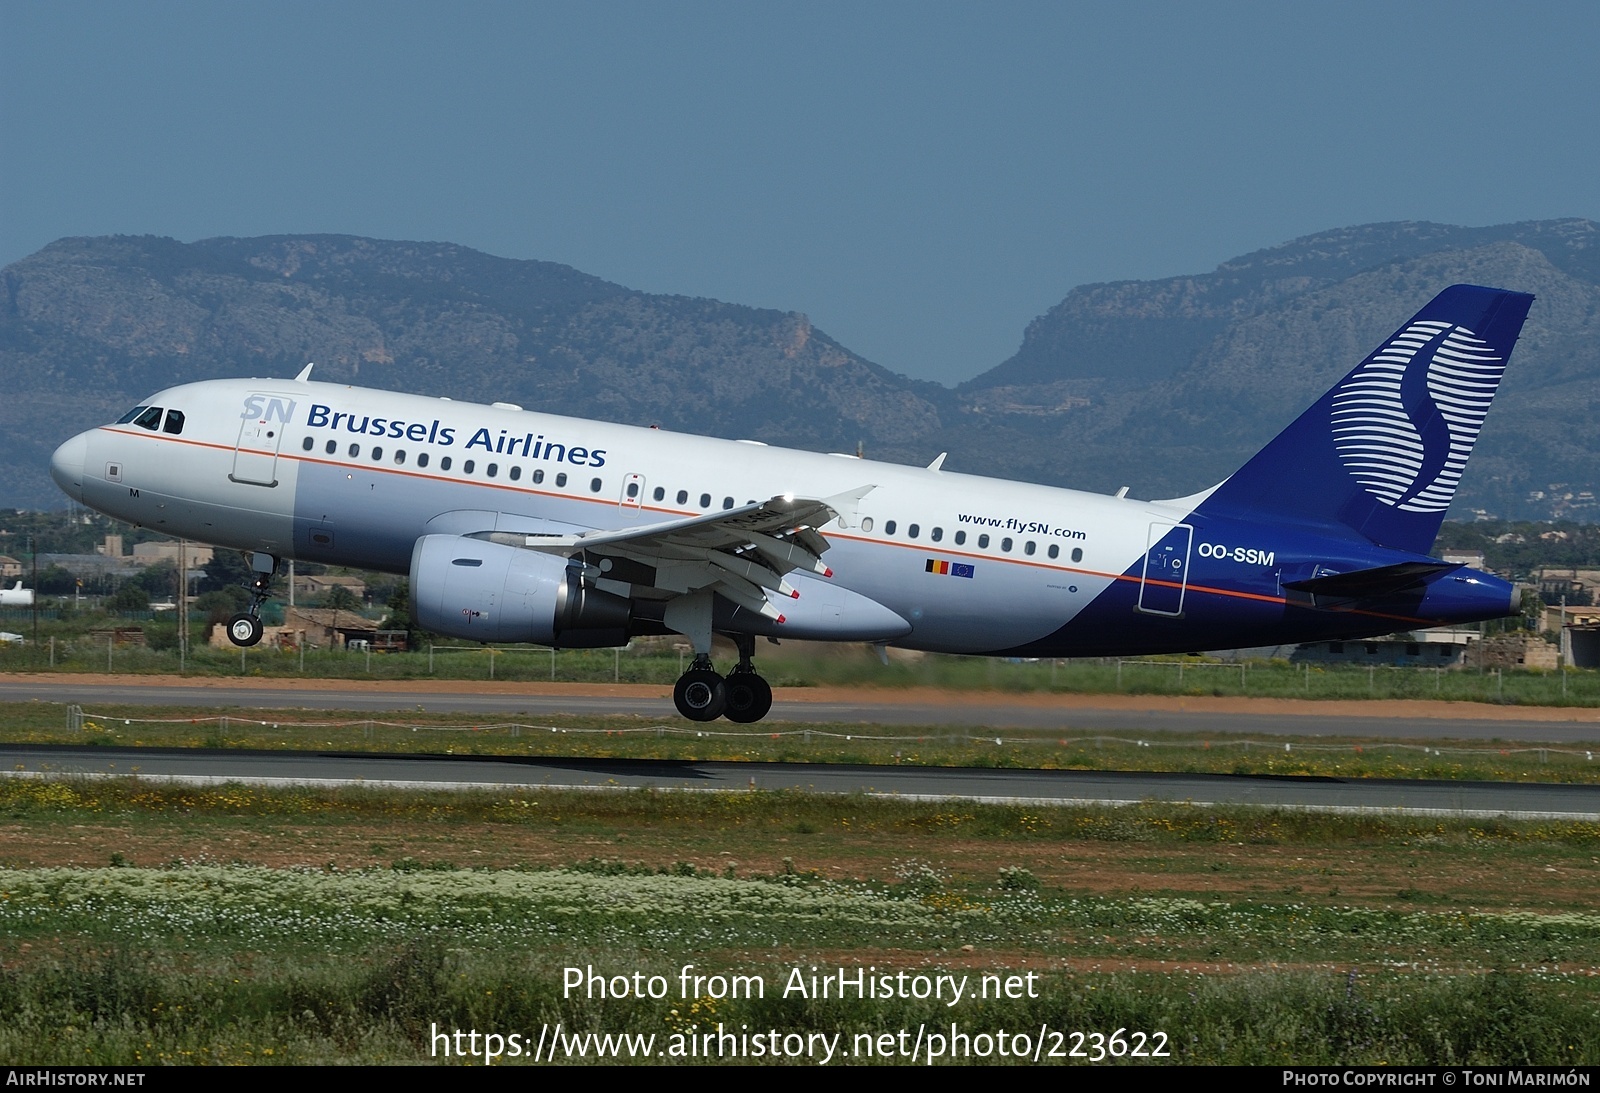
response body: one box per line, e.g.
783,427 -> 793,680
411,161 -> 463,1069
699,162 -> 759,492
97,428 -> 1450,629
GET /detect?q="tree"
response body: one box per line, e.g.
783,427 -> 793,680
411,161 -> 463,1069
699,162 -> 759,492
132,560 -> 178,598
200,550 -> 254,595
109,584 -> 149,612
323,584 -> 360,612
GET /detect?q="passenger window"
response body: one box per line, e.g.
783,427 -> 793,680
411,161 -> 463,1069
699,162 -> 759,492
532,469 -> 544,484
116,406 -> 148,425
325,440 -> 337,455
861,517 -> 874,532
133,407 -> 163,431
652,486 -> 664,501
463,460 -> 475,474
1025,541 -> 1036,555
978,534 -> 989,549
1071,547 -> 1083,563
627,482 -> 640,498
954,530 -> 966,545
885,520 -> 897,535
162,410 -> 185,435
509,465 -> 521,481
699,493 -> 711,508
1001,537 -> 1013,552
417,453 -> 430,468
592,478 -> 604,493
722,497 -> 733,509
440,456 -> 452,471
556,472 -> 568,487
677,490 -> 688,505
486,463 -> 497,477
907,524 -> 920,539
931,527 -> 942,542
349,444 -> 360,458
395,450 -> 406,465
372,447 -> 383,460
1048,544 -> 1059,559
301,437 -> 314,452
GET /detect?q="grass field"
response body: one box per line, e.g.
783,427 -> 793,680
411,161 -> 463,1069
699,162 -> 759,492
1,772 -> 1597,1065
3,666 -> 1597,1066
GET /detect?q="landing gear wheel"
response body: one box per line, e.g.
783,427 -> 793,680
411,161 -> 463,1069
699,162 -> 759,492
227,613 -> 263,647
674,669 -> 726,722
723,672 -> 773,723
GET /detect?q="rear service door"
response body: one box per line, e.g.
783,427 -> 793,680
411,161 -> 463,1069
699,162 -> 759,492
1137,521 -> 1192,616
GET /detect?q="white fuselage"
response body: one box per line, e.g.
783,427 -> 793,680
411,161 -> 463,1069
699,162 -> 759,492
50,377 -> 1208,654
51,371 -> 1512,659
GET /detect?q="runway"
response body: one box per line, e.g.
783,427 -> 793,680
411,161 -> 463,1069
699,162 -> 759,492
2,676 -> 1598,744
4,744 -> 1598,820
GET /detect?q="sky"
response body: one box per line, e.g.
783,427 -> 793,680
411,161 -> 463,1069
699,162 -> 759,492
3,1 -> 1597,385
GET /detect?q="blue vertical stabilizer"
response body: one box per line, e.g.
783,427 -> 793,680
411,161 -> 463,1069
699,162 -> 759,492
1196,285 -> 1533,554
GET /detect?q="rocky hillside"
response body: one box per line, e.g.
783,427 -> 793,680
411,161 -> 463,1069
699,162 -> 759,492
948,220 -> 1600,518
0,234 -> 949,507
3,222 -> 1596,520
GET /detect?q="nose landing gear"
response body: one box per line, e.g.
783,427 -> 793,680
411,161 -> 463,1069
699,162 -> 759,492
225,552 -> 279,648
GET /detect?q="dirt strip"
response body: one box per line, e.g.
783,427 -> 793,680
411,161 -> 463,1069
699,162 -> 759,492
5,673 -> 1595,722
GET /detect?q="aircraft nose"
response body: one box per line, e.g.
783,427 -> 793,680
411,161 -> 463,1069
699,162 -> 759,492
50,432 -> 89,501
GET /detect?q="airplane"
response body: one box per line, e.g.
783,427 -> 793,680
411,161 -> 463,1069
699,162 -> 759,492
0,582 -> 34,607
49,284 -> 1532,723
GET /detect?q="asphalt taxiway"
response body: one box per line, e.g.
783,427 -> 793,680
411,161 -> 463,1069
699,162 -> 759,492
4,744 -> 1597,820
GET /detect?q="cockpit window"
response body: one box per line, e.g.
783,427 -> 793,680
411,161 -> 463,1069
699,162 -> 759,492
132,407 -> 164,431
162,409 -> 185,435
116,406 -> 149,425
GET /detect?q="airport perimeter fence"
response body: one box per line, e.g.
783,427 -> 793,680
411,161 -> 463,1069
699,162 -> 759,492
3,637 -> 1597,707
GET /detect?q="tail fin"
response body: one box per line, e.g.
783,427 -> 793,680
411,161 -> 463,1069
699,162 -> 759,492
1196,284 -> 1533,554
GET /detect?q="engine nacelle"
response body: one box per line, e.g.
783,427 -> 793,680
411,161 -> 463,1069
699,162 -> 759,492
409,534 -> 631,647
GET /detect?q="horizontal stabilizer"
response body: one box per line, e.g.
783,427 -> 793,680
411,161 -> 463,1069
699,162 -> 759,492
1283,560 -> 1460,599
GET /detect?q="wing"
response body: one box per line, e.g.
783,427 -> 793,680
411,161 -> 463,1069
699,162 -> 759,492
474,486 -> 874,621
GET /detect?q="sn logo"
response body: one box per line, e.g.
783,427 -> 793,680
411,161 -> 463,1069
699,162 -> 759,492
240,395 -> 297,423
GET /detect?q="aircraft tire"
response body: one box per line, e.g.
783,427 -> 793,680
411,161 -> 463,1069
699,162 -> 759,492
227,613 -> 264,648
722,672 -> 773,723
673,669 -> 726,722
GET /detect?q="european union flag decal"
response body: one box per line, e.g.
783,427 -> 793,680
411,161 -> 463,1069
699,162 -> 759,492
925,559 -> 975,578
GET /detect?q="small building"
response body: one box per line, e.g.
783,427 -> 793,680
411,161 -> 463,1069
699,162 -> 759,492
1542,603 -> 1600,633
38,553 -> 144,581
0,556 -> 21,580
291,574 -> 368,603
131,540 -> 215,567
1535,567 -> 1600,604
1567,624 -> 1600,670
1464,632 -> 1561,671
1292,637 -> 1470,668
1440,549 -> 1487,571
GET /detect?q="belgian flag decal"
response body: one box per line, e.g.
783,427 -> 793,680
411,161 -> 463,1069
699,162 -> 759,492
925,559 -> 975,578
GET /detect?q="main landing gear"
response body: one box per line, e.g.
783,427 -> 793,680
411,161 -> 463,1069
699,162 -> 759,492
671,634 -> 774,724
225,553 -> 279,648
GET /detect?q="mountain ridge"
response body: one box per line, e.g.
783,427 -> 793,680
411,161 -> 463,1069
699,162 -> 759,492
3,221 -> 1595,520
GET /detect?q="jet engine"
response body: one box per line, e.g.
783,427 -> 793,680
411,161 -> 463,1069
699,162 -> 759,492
409,534 -> 631,647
